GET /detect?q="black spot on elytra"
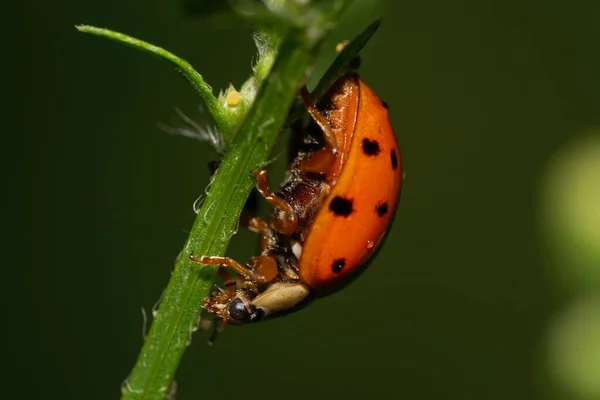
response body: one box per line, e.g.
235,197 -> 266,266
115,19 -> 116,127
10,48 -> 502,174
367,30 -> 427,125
376,202 -> 389,217
381,100 -> 389,109
331,258 -> 346,273
391,149 -> 398,170
362,138 -> 380,156
329,196 -> 353,217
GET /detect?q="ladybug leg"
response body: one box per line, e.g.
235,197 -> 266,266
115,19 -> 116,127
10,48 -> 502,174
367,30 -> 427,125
298,87 -> 338,175
190,254 -> 278,284
298,147 -> 336,175
248,254 -> 278,283
240,211 -> 277,252
253,170 -> 298,236
216,269 -> 238,293
300,87 -> 338,152
207,321 -> 220,345
217,267 -> 235,282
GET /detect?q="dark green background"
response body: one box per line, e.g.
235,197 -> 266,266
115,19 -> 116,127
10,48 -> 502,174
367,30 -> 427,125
8,0 -> 600,399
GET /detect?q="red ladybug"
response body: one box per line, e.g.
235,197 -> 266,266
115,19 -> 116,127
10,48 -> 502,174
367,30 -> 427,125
192,72 -> 403,326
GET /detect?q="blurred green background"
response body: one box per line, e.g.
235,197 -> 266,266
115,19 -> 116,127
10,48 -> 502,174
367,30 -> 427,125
8,0 -> 600,399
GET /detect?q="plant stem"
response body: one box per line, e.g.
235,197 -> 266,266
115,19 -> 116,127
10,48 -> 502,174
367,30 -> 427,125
75,25 -> 231,134
119,2 -> 352,399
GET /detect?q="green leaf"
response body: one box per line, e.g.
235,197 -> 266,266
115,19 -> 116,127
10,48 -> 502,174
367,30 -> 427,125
311,18 -> 381,102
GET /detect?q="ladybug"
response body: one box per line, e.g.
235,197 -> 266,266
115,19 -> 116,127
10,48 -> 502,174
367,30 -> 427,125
191,72 -> 403,327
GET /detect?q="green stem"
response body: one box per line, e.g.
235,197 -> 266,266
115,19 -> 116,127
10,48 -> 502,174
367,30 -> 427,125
117,3 -> 352,399
75,25 -> 230,133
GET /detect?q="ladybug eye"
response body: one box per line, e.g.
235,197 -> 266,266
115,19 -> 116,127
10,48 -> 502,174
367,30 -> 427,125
228,298 -> 265,323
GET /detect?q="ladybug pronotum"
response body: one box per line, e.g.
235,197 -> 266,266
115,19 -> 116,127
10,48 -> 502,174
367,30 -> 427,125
192,72 -> 403,328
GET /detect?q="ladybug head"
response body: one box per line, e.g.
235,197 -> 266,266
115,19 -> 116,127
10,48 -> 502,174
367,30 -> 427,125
227,293 -> 266,324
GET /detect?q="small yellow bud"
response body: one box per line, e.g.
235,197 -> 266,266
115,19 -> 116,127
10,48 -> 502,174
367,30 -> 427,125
226,90 -> 241,107
335,40 -> 350,53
